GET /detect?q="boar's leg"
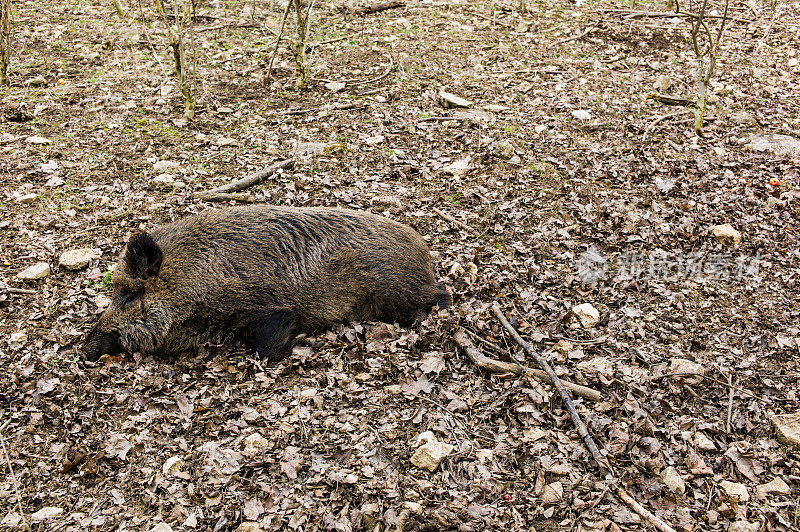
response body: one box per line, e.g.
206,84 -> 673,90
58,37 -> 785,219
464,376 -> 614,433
243,311 -> 299,361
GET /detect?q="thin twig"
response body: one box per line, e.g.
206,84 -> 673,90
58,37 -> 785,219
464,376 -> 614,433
552,22 -> 599,45
491,303 -> 677,532
5,287 -> 37,295
491,303 -> 607,465
197,159 -> 294,196
726,372 -> 734,433
0,423 -> 29,531
642,109 -> 695,143
454,329 -> 602,402
434,207 -> 475,234
265,0 -> 292,85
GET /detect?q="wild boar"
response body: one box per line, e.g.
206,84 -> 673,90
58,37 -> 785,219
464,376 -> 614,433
84,206 -> 451,361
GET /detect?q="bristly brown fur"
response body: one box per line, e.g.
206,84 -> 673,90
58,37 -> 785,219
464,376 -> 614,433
84,206 -> 451,361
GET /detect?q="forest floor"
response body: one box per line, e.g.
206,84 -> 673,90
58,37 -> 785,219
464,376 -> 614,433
1,0 -> 799,530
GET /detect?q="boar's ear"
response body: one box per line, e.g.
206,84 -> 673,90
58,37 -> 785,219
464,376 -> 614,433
124,232 -> 163,279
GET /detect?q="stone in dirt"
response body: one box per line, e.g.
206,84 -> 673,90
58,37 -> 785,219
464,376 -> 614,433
661,466 -> 685,495
438,90 -> 472,109
730,111 -> 757,126
153,159 -> 181,173
745,134 -> 800,161
16,193 -> 38,204
712,223 -> 742,245
771,412 -> 800,449
26,135 -> 52,144
17,262 -> 51,280
571,109 -> 591,120
572,303 -> 600,328
410,439 -> 454,472
729,521 -> 759,532
59,248 -> 100,270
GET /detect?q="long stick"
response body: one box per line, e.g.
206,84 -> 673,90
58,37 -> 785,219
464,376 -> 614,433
454,329 -> 602,402
491,303 -> 606,466
197,159 -> 294,196
491,303 -> 677,532
265,0 -> 292,85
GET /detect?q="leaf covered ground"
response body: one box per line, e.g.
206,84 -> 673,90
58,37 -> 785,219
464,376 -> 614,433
1,0 -> 799,530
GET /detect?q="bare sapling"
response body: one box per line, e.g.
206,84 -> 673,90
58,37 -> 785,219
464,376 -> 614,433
291,0 -> 315,87
683,0 -> 730,131
0,0 -> 11,85
154,0 -> 196,118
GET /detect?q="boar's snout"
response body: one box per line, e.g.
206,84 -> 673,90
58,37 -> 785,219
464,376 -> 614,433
84,327 -> 123,361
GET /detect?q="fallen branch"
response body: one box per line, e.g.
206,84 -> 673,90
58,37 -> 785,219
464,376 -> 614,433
647,92 -> 696,106
454,329 -> 602,402
641,109 -> 695,143
491,303 -> 607,465
491,303 -> 677,532
5,287 -> 37,295
198,159 -> 294,196
1,419 -> 29,531
348,1 -> 405,15
552,23 -> 599,45
195,192 -> 255,203
433,208 -> 475,234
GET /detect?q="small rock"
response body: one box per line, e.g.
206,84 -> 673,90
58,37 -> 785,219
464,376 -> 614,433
163,456 -> 184,476
217,106 -> 233,113
483,104 -> 510,112
493,139 -> 516,159
541,481 -> 563,504
217,137 -> 239,147
438,90 -> 472,109
9,331 -> 27,350
153,160 -> 181,173
755,477 -> 791,499
403,501 -> 423,515
771,412 -> 800,449
653,75 -> 672,91
59,248 -> 100,270
155,98 -> 167,105
364,135 -> 385,145
26,135 -> 52,145
150,173 -> 176,188
712,223 -> 742,245
30,507 -> 63,522
16,193 -> 38,204
571,109 -> 591,120
410,440 -> 454,472
324,81 -> 346,92
730,111 -> 756,126
28,74 -> 47,86
17,262 -> 51,280
728,521 -> 759,532
516,21 -> 530,33
694,432 -> 716,451
150,523 -> 174,532
236,523 -> 264,532
661,466 -> 686,495
746,134 -> 800,161
442,157 -> 471,178
719,480 -> 750,502
572,303 -> 600,328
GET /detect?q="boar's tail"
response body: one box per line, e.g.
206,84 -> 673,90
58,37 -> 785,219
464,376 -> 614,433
433,282 -> 452,309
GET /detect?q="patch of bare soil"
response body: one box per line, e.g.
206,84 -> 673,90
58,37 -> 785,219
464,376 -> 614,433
1,0 -> 799,530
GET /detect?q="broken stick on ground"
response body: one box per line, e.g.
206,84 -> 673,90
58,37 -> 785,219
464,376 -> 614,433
490,302 -> 677,532
196,159 -> 295,199
453,328 -> 602,402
